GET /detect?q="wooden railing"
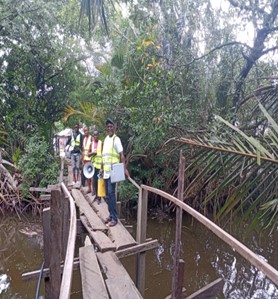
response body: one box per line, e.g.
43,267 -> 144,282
141,184 -> 278,287
59,183 -> 77,299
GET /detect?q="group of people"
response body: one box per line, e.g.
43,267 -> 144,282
66,119 -> 129,227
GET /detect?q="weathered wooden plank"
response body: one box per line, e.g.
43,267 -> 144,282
97,251 -> 143,299
30,187 -> 50,193
185,278 -> 223,299
141,184 -> 278,286
62,194 -> 70,260
22,259 -> 80,280
80,215 -> 116,252
71,189 -> 107,231
49,189 -> 62,299
59,182 -> 77,299
116,239 -> 159,259
79,236 -> 109,299
90,195 -> 110,218
108,221 -> 137,250
67,164 -> 74,188
91,198 -> 137,250
136,188 -> 148,296
39,194 -> 51,201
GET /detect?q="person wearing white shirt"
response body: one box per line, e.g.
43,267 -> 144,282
101,118 -> 129,226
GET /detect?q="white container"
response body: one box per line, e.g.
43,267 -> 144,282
110,163 -> 125,183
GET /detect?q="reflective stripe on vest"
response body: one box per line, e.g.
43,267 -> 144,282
71,133 -> 81,147
83,135 -> 92,161
102,135 -> 120,172
92,140 -> 102,169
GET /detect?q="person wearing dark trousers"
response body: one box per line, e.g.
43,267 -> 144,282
66,123 -> 83,184
101,119 -> 129,227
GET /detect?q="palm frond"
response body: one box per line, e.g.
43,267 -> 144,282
79,0 -> 114,36
169,103 -> 278,230
63,101 -> 104,127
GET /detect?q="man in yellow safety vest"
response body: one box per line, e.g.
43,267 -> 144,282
101,118 -> 129,227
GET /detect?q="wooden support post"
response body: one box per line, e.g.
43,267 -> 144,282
172,152 -> 185,299
43,207 -> 51,299
49,189 -> 63,299
136,188 -> 148,296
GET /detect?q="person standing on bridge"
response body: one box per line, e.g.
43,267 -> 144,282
89,129 -> 103,202
82,126 -> 93,193
66,123 -> 83,184
102,118 -> 129,227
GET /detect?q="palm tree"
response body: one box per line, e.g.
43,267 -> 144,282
167,87 -> 278,233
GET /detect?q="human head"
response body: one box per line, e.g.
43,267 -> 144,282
74,123 -> 79,133
84,126 -> 89,137
105,118 -> 115,137
93,130 -> 99,141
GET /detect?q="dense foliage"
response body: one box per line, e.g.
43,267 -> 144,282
0,0 -> 277,229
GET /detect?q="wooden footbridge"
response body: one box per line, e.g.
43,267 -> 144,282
22,154 -> 278,299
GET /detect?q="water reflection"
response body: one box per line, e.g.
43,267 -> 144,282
0,215 -> 43,299
0,212 -> 277,299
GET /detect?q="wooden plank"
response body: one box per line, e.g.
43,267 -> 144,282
49,189 -> 62,299
71,189 -> 107,231
80,215 -> 116,252
97,251 -> 143,299
22,259 -> 80,280
79,236 -> 109,299
48,184 -> 60,191
116,239 -> 159,259
185,278 -> 223,299
30,187 -> 50,193
43,207 -> 51,299
172,152 -> 185,299
67,164 -> 74,188
108,221 -> 137,250
39,194 -> 51,201
91,196 -> 137,250
136,188 -> 148,295
62,194 -> 70,260
90,195 -> 110,218
141,184 -> 278,287
59,182 -> 77,299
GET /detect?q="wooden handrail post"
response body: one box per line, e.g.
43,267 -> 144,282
172,152 -> 185,299
49,188 -> 63,299
43,207 -> 50,299
136,188 -> 148,296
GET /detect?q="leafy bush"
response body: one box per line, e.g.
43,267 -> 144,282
18,135 -> 59,195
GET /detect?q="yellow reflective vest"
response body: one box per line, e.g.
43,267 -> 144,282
102,135 -> 120,172
70,133 -> 81,148
91,140 -> 103,169
83,135 -> 92,161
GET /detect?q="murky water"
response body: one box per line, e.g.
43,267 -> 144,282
0,212 -> 277,299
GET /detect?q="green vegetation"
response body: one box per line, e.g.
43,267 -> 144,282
0,0 -> 277,230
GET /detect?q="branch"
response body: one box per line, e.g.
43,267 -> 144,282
227,0 -> 265,14
173,41 -> 252,67
261,45 -> 278,56
168,137 -> 278,165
